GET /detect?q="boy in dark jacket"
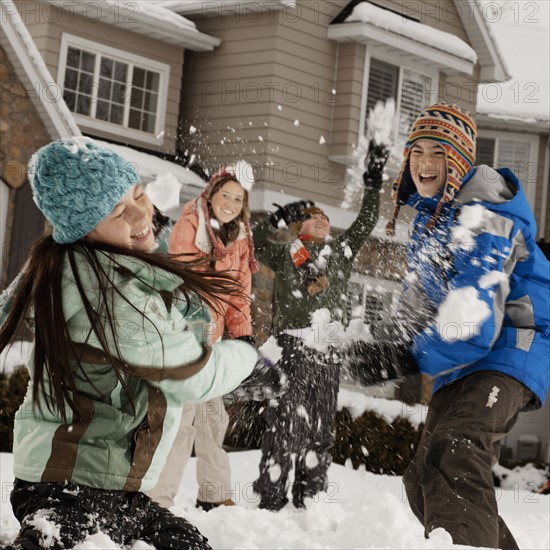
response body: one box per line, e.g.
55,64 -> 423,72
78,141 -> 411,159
251,145 -> 388,511
348,103 -> 549,549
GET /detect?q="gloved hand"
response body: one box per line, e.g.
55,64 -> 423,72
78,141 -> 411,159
344,341 -> 418,387
363,141 -> 390,190
269,200 -> 315,228
225,355 -> 289,402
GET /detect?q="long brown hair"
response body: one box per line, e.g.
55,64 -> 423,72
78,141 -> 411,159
206,175 -> 250,245
0,235 -> 242,421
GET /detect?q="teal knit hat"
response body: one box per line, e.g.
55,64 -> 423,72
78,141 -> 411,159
28,138 -> 139,244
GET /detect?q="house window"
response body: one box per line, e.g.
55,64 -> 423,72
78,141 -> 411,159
348,275 -> 400,326
365,58 -> 434,142
476,133 -> 539,205
58,35 -> 169,143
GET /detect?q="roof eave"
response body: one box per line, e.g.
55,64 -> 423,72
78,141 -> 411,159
328,22 -> 475,76
476,112 -> 550,133
453,0 -> 511,83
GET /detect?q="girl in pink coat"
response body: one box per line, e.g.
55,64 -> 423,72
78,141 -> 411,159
148,162 -> 259,510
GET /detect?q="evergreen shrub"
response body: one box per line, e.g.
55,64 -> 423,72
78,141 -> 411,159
0,367 -> 30,452
226,401 -> 423,475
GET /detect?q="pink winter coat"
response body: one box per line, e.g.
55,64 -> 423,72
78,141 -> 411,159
169,198 -> 253,343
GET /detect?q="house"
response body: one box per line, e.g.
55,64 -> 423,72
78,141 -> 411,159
0,0 -> 219,285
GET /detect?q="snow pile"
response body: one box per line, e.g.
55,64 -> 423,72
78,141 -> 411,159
2,450 -> 549,549
346,2 -> 477,63
493,462 -> 549,492
0,341 -> 32,376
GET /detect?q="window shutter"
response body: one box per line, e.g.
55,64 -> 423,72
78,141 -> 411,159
366,58 -> 399,117
496,140 -> 531,183
476,137 -> 496,166
398,68 -> 433,141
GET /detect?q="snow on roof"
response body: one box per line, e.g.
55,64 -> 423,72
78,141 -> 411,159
346,2 -> 477,63
40,0 -> 219,50
477,1 -> 549,121
93,139 -> 205,188
1,0 -> 80,139
155,0 -> 296,14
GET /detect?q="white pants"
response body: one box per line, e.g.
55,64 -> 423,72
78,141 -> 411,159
147,397 -> 231,507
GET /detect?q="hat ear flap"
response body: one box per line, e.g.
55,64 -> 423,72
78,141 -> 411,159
399,163 -> 417,204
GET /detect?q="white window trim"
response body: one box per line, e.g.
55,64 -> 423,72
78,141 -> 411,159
358,47 -> 440,139
0,179 -> 10,280
57,34 -> 170,146
349,272 -> 402,320
477,129 -> 539,207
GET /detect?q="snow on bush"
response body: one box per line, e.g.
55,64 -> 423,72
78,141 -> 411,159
493,462 -> 549,492
0,341 -> 32,376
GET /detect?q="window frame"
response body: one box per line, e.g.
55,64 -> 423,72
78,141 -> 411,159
476,129 -> 539,207
359,48 -> 439,140
0,179 -> 9,279
57,34 -> 170,146
349,272 -> 402,325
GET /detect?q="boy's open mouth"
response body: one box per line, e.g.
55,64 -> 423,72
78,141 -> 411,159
419,175 -> 438,183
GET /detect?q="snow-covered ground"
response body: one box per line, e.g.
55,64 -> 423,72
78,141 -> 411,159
1,450 -> 548,549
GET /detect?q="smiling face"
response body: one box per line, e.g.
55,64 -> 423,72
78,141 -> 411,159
209,180 -> 245,224
409,139 -> 448,198
87,184 -> 155,251
299,213 -> 330,239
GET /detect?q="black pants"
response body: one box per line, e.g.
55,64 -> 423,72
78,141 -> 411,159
403,371 -> 534,550
8,479 -> 211,550
253,334 -> 340,510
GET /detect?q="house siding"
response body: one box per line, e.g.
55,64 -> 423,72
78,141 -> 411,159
13,0 -> 183,154
181,0 -> 479,208
181,0 -> 349,206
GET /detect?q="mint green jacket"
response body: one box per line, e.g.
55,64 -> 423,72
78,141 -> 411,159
12,251 -> 257,491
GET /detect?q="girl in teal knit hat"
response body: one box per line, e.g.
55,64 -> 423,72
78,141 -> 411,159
0,138 -> 261,550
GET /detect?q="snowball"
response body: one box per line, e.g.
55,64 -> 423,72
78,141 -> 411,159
145,173 -> 182,212
225,160 -> 255,191
305,450 -> 319,469
435,286 -> 491,343
479,270 -> 508,290
259,339 -> 283,364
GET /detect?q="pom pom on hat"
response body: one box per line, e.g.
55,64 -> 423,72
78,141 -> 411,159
386,103 -> 476,236
28,138 -> 139,244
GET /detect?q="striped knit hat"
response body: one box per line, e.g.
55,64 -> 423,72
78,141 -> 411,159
386,103 -> 477,235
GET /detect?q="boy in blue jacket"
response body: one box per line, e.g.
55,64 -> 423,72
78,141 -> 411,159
348,103 -> 549,549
